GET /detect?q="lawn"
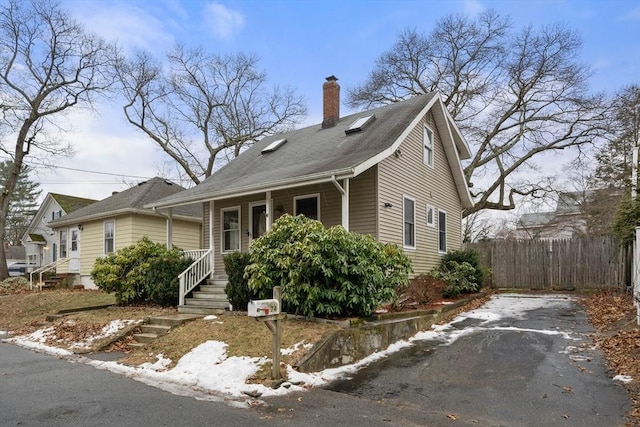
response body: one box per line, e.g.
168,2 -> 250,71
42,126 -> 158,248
0,283 -> 339,374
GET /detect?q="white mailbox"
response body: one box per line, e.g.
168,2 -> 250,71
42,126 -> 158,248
248,299 -> 280,317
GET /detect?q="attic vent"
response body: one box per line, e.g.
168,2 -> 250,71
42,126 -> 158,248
345,114 -> 375,135
261,138 -> 287,154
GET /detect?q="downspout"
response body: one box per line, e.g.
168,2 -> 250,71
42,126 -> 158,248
332,175 -> 349,231
152,207 -> 173,249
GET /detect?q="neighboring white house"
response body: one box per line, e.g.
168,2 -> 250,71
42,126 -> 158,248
514,191 -> 590,240
21,193 -> 98,269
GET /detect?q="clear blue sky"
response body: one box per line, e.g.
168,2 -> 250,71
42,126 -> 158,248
33,0 -> 640,200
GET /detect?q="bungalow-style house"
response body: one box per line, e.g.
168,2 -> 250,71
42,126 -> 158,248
47,177 -> 203,289
21,193 -> 98,269
147,76 -> 473,313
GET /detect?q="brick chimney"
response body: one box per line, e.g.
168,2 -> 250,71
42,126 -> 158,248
322,75 -> 340,129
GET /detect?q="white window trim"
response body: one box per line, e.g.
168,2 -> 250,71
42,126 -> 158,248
221,206 -> 241,253
248,200 -> 267,241
293,193 -> 321,220
438,209 -> 448,254
423,125 -> 434,168
426,204 -> 435,228
104,220 -> 115,255
403,195 -> 416,250
59,229 -> 68,259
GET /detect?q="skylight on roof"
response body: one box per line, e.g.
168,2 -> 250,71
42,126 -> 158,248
261,138 -> 287,154
345,114 -> 376,135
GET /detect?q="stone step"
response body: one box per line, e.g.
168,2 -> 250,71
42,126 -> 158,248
133,332 -> 159,344
183,298 -> 229,307
140,324 -> 171,335
192,292 -> 228,301
149,314 -> 202,327
178,305 -> 227,315
208,279 -> 229,287
198,284 -> 226,293
128,342 -> 146,349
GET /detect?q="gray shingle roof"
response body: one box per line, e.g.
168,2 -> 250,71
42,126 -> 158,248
517,212 -> 556,227
148,92 -> 471,208
49,193 -> 98,213
48,177 -> 202,226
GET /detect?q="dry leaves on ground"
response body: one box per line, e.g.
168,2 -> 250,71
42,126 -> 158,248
582,291 -> 640,426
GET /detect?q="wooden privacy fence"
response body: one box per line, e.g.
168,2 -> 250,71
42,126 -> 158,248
466,236 -> 627,290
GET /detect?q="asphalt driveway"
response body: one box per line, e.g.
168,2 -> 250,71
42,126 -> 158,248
258,294 -> 631,426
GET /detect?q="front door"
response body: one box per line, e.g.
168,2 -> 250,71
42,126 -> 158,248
249,202 -> 267,241
69,226 -> 80,272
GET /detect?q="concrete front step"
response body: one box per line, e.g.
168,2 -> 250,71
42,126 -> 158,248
127,314 -> 202,349
178,305 -> 227,315
183,298 -> 229,307
149,314 -> 202,327
198,285 -> 226,293
192,292 -> 228,301
208,280 -> 228,287
133,332 -> 159,344
140,324 -> 171,335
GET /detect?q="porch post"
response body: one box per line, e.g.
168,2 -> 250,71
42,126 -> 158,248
209,200 -> 215,277
166,207 -> 173,249
342,179 -> 349,231
331,175 -> 350,231
266,190 -> 273,232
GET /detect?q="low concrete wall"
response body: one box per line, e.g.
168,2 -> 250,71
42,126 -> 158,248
295,293 -> 488,373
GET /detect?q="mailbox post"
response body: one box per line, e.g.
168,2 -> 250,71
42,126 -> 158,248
248,286 -> 285,380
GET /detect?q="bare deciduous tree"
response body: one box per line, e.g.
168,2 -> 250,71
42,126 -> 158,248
348,10 -> 608,217
0,0 -> 116,278
117,46 -> 308,185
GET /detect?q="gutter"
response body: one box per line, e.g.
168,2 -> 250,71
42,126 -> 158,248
145,169 -> 356,209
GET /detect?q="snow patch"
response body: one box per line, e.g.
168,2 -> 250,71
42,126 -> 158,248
613,375 -> 633,383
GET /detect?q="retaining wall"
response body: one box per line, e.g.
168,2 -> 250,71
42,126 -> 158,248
295,292 -> 488,373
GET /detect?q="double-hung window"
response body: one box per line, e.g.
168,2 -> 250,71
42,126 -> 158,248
438,210 -> 447,253
222,207 -> 241,252
104,220 -> 115,254
294,194 -> 320,220
423,126 -> 434,167
59,229 -> 67,258
403,196 -> 416,249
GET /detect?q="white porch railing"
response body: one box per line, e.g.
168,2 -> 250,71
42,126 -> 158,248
179,249 -> 212,306
28,258 -> 72,290
182,249 -> 210,261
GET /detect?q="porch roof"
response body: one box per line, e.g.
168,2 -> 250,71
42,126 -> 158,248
147,92 -> 472,209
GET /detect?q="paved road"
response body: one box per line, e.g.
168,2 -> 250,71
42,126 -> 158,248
258,294 -> 631,426
0,335 -> 273,427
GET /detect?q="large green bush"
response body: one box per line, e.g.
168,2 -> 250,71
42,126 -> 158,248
432,261 -> 480,298
91,237 -> 192,306
223,251 -> 260,310
245,214 -> 412,317
440,249 -> 484,287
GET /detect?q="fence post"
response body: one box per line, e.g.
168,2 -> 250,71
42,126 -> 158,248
635,228 -> 640,325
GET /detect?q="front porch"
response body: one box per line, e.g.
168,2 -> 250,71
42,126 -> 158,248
173,176 -> 359,313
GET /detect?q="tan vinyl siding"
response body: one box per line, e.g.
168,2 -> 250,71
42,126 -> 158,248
75,214 -> 200,279
378,111 -> 463,275
129,215 -> 201,250
210,183 -> 346,273
349,166 -> 377,237
203,202 -> 210,248
115,216 -> 133,249
78,221 -> 106,276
